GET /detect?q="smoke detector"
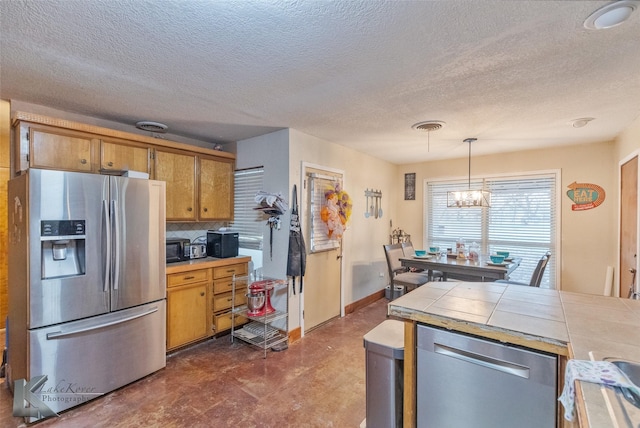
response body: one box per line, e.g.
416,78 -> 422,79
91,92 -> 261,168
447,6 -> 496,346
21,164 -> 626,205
570,117 -> 595,128
412,120 -> 445,132
135,121 -> 168,133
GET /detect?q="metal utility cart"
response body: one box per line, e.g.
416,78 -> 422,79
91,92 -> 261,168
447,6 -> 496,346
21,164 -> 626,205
230,275 -> 288,358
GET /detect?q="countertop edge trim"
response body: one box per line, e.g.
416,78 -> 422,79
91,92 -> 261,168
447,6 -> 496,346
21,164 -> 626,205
388,306 -> 569,356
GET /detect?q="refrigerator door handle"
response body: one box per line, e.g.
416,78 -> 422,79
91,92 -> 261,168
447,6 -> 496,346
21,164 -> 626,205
45,306 -> 159,339
111,199 -> 120,290
103,200 -> 111,292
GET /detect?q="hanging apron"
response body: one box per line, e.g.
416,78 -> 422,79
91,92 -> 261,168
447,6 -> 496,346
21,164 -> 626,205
287,184 -> 306,294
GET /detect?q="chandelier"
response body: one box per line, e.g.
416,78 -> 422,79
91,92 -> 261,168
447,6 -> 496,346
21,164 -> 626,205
447,138 -> 491,208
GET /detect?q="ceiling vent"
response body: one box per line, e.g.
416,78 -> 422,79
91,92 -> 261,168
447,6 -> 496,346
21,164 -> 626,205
411,121 -> 445,132
135,121 -> 168,133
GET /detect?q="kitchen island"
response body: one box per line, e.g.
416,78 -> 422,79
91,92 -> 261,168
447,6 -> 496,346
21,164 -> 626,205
388,281 -> 640,427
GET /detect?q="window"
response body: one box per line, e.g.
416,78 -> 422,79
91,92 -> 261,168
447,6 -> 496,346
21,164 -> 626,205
308,172 -> 341,253
231,167 -> 264,250
425,172 -> 558,288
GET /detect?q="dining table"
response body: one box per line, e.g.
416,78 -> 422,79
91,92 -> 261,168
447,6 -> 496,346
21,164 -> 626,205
400,253 -> 521,282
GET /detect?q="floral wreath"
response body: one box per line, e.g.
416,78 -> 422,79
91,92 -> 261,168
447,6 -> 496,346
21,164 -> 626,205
320,183 -> 352,239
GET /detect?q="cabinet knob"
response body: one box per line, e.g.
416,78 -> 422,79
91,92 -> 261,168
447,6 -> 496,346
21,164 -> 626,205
80,159 -> 87,164
108,161 -> 113,167
187,207 -> 193,212
203,207 -> 208,212
200,292 -> 205,296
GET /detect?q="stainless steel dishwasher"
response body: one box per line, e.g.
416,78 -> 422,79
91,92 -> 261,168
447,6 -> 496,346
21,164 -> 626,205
417,324 -> 557,428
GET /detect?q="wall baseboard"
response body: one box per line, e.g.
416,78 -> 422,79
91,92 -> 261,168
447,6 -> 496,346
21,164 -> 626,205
287,289 -> 386,343
344,289 -> 385,315
288,326 -> 302,344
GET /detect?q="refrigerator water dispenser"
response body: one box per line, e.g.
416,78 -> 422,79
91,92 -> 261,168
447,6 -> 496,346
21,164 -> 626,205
41,220 -> 86,279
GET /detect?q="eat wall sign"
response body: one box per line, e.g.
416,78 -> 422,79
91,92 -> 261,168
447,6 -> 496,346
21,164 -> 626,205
566,181 -> 605,211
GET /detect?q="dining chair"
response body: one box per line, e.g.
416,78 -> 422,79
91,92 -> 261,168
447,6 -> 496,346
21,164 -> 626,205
401,241 -> 443,281
383,243 -> 430,292
496,251 -> 551,287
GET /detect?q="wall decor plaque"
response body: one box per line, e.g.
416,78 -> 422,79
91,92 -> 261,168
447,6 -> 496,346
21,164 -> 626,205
404,173 -> 416,200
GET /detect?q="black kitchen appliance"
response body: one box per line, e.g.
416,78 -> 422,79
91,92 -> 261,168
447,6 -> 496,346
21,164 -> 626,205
166,238 -> 191,263
207,230 -> 239,258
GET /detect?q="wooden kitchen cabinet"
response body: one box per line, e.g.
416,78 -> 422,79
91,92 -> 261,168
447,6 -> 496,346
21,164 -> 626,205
12,114 -> 236,224
166,269 -> 211,351
24,124 -> 97,172
165,258 -> 250,350
154,149 -> 235,222
154,149 -> 197,221
100,138 -> 151,174
199,155 -> 234,221
212,262 -> 248,334
10,112 -> 238,225
15,123 -> 152,176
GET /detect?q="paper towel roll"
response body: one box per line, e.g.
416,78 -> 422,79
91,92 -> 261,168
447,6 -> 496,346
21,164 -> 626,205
603,266 -> 614,296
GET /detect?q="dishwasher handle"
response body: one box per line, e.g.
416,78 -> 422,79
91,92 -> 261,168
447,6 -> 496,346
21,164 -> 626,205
434,342 -> 530,379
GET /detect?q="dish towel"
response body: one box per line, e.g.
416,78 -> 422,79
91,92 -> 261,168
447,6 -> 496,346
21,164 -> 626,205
558,360 -> 640,421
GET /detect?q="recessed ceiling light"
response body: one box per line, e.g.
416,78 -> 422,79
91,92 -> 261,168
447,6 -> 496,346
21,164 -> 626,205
584,1 -> 637,30
570,117 -> 595,128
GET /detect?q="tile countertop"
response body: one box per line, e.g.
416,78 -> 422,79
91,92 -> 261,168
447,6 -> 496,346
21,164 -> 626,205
388,281 -> 640,427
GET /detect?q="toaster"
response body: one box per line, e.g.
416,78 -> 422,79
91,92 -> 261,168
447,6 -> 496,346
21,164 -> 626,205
190,244 -> 207,259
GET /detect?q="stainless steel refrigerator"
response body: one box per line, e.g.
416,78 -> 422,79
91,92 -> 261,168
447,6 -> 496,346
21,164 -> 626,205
7,168 -> 167,422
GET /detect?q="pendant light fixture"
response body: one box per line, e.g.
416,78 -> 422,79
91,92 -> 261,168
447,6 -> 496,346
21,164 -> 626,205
447,138 -> 491,208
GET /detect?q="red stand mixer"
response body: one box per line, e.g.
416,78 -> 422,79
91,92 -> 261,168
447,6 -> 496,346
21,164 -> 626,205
247,279 -> 276,316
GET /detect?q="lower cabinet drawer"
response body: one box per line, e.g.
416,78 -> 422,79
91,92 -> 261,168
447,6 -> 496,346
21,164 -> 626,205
213,290 -> 246,312
167,269 -> 209,287
214,311 -> 248,333
212,263 -> 248,280
213,277 -> 234,294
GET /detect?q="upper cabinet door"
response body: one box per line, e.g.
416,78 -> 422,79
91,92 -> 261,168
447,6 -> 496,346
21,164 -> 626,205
155,149 -> 197,221
199,156 -> 234,221
30,125 -> 96,172
100,139 -> 151,174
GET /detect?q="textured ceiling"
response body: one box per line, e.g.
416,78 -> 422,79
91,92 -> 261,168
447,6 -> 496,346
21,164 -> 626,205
1,0 -> 640,164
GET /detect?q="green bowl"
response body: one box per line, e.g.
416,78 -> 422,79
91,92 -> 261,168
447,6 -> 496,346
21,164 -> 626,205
496,251 -> 510,258
415,250 -> 427,256
490,255 -> 505,264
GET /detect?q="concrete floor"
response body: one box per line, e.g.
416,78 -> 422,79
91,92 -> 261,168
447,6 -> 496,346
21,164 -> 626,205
0,297 -> 388,427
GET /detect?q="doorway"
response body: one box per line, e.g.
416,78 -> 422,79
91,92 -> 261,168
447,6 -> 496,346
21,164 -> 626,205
300,163 -> 344,334
620,154 -> 638,297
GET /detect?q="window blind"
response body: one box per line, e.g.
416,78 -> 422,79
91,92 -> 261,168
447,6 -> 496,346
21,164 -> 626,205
427,179 -> 485,250
426,173 -> 557,288
308,173 -> 341,253
231,167 -> 264,250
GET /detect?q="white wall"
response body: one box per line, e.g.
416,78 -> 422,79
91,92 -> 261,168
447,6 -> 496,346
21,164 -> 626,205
234,129 -> 291,329
615,114 -> 640,161
396,141 -> 617,295
236,129 -> 398,332
288,129 -> 397,307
